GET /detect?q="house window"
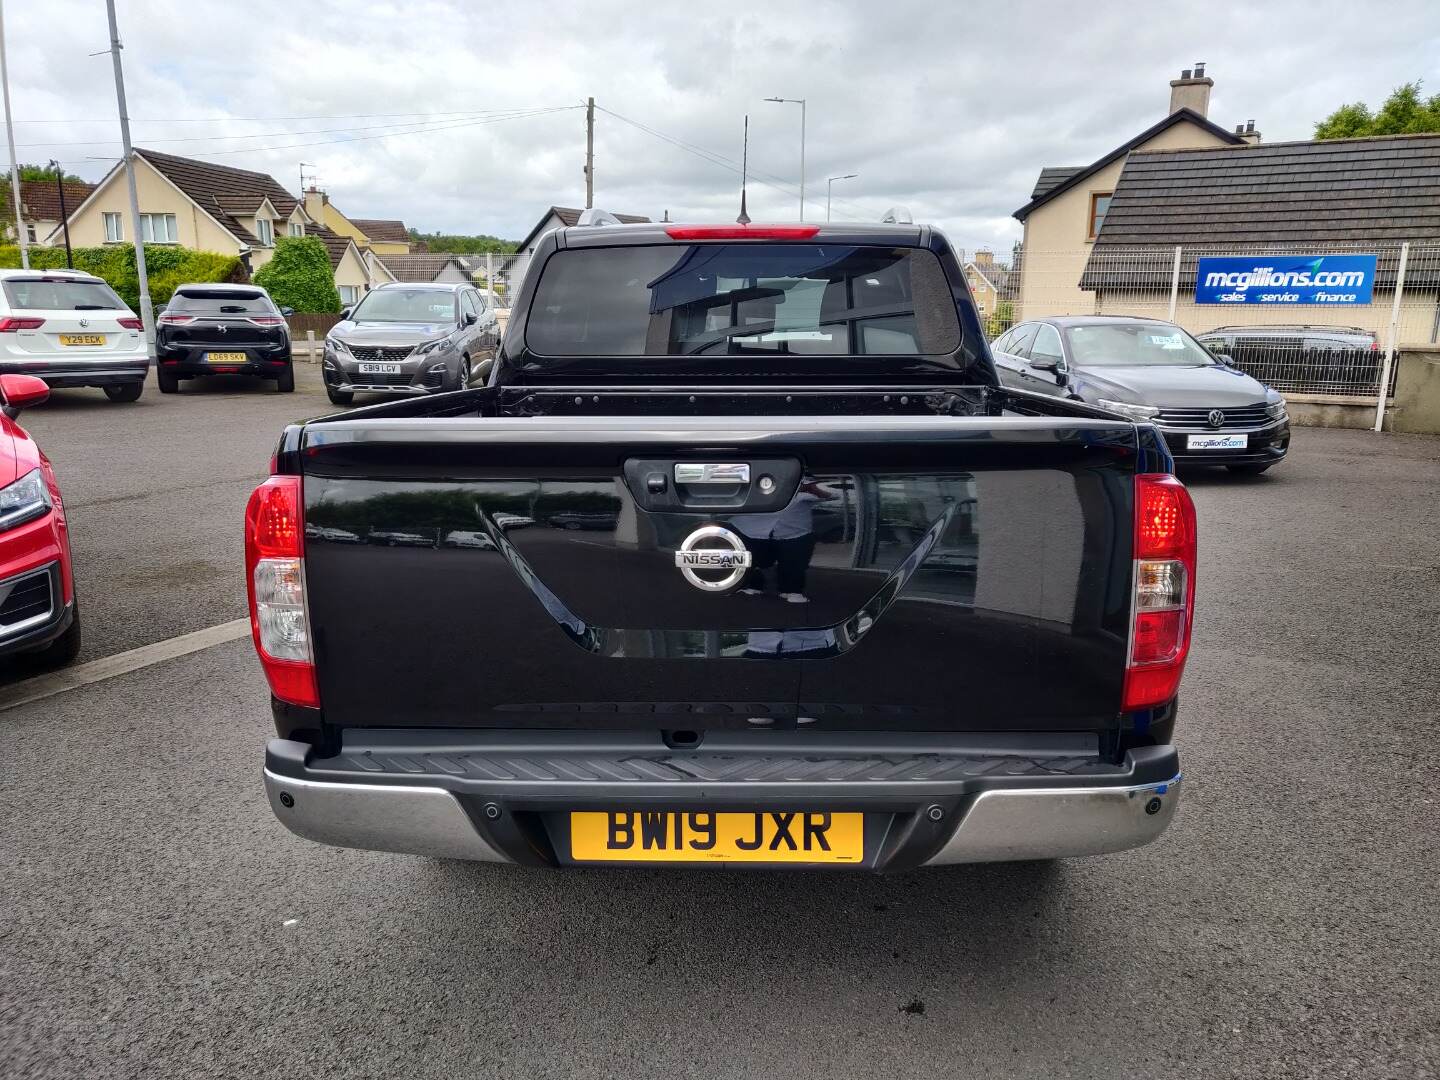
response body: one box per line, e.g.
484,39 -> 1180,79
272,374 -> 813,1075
338,284 -> 358,305
25,224 -> 36,243
103,212 -> 123,242
139,213 -> 178,243
1087,192 -> 1113,241
256,218 -> 274,246
289,221 -> 304,238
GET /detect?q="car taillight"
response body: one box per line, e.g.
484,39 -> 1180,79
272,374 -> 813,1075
157,314 -> 195,325
0,317 -> 45,331
244,474 -> 318,708
1122,473 -> 1197,712
117,317 -> 143,330
248,316 -> 285,326
664,224 -> 821,240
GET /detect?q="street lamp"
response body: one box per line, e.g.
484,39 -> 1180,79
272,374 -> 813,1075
763,96 -> 806,220
826,174 -> 857,221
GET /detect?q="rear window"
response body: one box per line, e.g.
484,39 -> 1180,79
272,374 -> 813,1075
167,288 -> 275,315
3,277 -> 127,311
525,244 -> 961,357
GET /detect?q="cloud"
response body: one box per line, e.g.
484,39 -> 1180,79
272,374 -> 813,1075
5,0 -> 1438,256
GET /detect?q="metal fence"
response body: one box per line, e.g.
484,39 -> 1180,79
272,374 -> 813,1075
977,241 -> 1440,400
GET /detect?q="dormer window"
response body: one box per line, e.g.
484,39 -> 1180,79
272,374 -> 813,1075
256,218 -> 274,246
289,221 -> 304,238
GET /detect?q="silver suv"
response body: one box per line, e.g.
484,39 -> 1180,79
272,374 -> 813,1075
322,282 -> 499,406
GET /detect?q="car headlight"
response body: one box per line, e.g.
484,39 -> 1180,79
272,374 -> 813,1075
0,468 -> 53,532
414,337 -> 450,356
1266,398 -> 1287,421
1095,398 -> 1161,422
326,337 -> 349,355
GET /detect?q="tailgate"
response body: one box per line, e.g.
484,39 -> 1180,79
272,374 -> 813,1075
298,414 -> 1138,734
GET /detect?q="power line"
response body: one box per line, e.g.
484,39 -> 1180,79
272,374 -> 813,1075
8,107 -> 573,124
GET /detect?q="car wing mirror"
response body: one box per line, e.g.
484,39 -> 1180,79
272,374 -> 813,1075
464,311 -> 478,327
0,373 -> 50,418
1029,354 -> 1062,371
1219,353 -> 1236,367
339,307 -> 353,320
280,306 -> 295,317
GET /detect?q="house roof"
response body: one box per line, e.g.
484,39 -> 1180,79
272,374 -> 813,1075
1079,133 -> 1440,288
373,253 -> 467,282
134,148 -> 300,247
965,260 -> 1013,297
515,205 -> 651,254
350,218 -> 410,244
1012,108 -> 1247,222
304,224 -> 357,269
5,179 -> 98,222
1029,167 -> 1082,201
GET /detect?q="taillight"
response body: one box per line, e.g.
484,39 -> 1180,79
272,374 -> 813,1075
664,224 -> 821,241
248,316 -> 285,326
117,317 -> 143,330
244,474 -> 318,708
0,317 -> 45,331
157,314 -> 195,326
1122,473 -> 1197,712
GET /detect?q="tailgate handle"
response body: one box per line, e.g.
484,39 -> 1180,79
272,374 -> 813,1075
674,462 -> 750,485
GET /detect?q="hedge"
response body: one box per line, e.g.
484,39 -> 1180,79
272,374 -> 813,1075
252,237 -> 341,314
0,244 -> 243,312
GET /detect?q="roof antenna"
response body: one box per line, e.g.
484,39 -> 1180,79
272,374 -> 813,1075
737,114 -> 751,224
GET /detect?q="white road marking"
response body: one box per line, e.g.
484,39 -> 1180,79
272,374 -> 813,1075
0,618 -> 252,713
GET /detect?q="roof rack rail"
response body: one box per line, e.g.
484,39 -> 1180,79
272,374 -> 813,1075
880,207 -> 913,224
575,208 -> 624,227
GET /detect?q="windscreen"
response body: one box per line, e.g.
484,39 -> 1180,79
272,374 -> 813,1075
167,289 -> 274,315
1065,323 -> 1218,367
525,244 -> 960,356
351,288 -> 456,323
3,278 -> 127,311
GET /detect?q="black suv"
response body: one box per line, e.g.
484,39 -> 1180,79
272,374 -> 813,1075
155,284 -> 294,393
1196,324 -> 1385,397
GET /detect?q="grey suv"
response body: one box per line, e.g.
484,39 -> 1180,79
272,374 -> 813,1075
322,282 -> 499,405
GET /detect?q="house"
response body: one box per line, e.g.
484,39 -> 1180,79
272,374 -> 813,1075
1077,132 -> 1440,343
372,253 -> 470,283
301,188 -> 413,255
1011,65 -> 1251,319
962,250 -> 1013,324
302,225 -> 376,308
2,178 -> 98,246
513,206 -> 651,258
44,148 -> 313,273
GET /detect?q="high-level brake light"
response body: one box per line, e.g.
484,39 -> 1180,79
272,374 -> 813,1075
1122,473 -> 1197,711
664,224 -> 821,241
244,474 -> 318,708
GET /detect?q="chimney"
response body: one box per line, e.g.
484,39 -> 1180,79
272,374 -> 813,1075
1169,61 -> 1214,117
1239,118 -> 1262,145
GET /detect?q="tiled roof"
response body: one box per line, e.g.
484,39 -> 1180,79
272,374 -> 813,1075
7,179 -> 97,221
135,148 -> 300,247
515,205 -> 651,254
350,218 -> 410,244
373,253 -> 467,282
1012,108 -> 1246,222
966,261 -> 1014,298
1079,133 -> 1440,288
304,224 -> 354,269
1029,167 -> 1082,201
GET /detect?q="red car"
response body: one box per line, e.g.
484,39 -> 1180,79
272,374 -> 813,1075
0,374 -> 79,667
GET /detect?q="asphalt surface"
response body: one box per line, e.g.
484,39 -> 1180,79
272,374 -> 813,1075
2,372 -> 1438,1078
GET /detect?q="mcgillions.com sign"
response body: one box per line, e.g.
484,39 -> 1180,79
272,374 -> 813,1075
1194,254 -> 1377,305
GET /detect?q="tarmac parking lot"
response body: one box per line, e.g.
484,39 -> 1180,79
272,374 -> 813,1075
2,366 -> 1437,1078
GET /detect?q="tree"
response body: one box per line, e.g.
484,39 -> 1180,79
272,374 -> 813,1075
408,229 -> 517,255
252,236 -> 341,313
15,163 -> 84,183
1315,82 -> 1440,139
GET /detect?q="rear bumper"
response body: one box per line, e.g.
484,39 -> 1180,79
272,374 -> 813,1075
0,359 -> 149,388
158,355 -> 292,377
263,732 -> 1182,869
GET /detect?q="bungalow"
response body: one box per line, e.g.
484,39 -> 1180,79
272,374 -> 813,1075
2,178 -> 98,246
372,253 -> 470,283
513,205 -> 651,258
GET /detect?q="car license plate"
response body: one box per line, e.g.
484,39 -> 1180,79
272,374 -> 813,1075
59,334 -> 105,346
206,351 -> 246,363
1187,433 -> 1248,450
358,362 -> 402,374
570,811 -> 863,864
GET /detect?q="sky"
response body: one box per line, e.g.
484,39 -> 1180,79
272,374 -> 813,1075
4,0 -> 1438,257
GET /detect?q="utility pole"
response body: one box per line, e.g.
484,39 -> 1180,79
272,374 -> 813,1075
51,159 -> 72,267
0,0 -> 29,269
104,0 -> 153,345
584,97 -> 594,209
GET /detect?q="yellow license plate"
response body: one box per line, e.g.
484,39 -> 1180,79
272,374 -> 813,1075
206,352 -> 246,363
60,334 -> 105,346
570,811 -> 863,864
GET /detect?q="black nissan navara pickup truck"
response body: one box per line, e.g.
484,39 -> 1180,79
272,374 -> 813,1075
248,216 -> 1194,871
